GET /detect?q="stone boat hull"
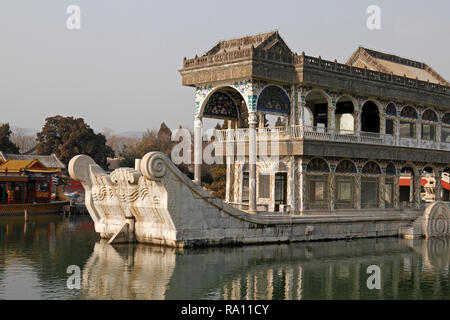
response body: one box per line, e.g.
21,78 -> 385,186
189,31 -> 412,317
68,152 -> 450,247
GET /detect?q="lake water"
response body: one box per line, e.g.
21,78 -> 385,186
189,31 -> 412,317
0,215 -> 449,300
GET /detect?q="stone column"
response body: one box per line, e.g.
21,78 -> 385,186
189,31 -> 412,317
355,173 -> 361,210
328,103 -> 336,131
417,116 -> 422,148
329,172 -> 336,211
394,173 -> 400,209
290,85 -> 298,126
225,158 -> 232,203
435,170 -> 442,201
354,108 -> 362,132
379,175 -> 385,209
194,117 -> 203,184
380,111 -> 385,135
437,124 -> 442,144
298,99 -> 305,127
298,159 -> 305,214
395,118 -> 400,146
414,170 -> 422,207
248,112 -> 258,213
289,156 -> 297,213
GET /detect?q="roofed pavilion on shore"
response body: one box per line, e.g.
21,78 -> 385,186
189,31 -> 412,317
179,31 -> 450,214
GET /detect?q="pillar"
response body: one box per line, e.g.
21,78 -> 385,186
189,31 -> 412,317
395,118 -> 400,146
194,117 -> 203,184
435,170 -> 442,201
329,171 -> 336,211
298,159 -> 306,214
328,103 -> 336,131
355,172 -> 361,210
414,170 -> 422,207
298,99 -> 306,127
394,173 -> 400,208
289,156 -> 297,213
248,112 -> 258,213
354,108 -> 362,132
379,174 -> 385,209
417,115 -> 422,148
290,85 -> 298,126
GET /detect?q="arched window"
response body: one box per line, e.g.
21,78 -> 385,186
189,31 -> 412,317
306,158 -> 329,209
385,103 -> 397,116
361,161 -> 381,208
443,113 -> 450,125
422,109 -> 438,141
385,162 -> 396,175
335,160 -> 356,209
400,106 -> 418,119
362,161 -> 382,175
400,106 -> 417,139
385,103 -> 396,135
257,86 -> 290,114
442,113 -> 450,143
306,158 -> 330,173
422,109 -> 438,122
203,92 -> 239,119
335,160 -> 357,173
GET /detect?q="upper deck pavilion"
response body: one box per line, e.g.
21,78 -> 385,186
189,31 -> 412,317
180,31 -> 450,212
180,31 -> 450,153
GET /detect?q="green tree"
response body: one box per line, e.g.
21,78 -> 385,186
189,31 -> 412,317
0,123 -> 20,153
36,115 -> 114,169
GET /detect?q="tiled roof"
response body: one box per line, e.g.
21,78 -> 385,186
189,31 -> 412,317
347,47 -> 448,86
0,153 -> 65,169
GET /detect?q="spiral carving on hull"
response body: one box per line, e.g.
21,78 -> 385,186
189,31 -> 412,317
422,202 -> 450,238
140,152 -> 168,181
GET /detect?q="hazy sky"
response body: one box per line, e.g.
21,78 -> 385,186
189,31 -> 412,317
0,0 -> 449,134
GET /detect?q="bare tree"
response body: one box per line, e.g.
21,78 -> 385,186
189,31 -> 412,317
11,128 -> 37,154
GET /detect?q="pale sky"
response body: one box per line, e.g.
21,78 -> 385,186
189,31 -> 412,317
0,0 -> 448,134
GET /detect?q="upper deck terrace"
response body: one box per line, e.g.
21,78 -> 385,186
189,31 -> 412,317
215,124 -> 450,151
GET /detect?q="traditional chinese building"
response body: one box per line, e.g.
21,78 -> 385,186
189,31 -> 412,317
180,31 -> 450,214
0,159 -> 61,204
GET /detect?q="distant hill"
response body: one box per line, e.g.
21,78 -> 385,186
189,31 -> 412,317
11,126 -> 39,136
118,131 -> 144,139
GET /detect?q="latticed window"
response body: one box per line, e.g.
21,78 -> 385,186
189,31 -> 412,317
400,106 -> 418,119
258,174 -> 270,199
400,121 -> 415,138
336,177 -> 354,209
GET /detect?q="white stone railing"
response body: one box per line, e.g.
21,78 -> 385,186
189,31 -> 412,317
215,125 -> 450,151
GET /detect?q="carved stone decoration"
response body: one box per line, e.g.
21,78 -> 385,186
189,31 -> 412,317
140,152 -> 168,181
422,202 -> 450,238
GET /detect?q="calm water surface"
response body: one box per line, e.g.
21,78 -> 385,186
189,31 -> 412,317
0,215 -> 449,300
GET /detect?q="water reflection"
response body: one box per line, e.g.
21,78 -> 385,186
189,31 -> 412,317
79,236 -> 450,300
0,216 -> 449,300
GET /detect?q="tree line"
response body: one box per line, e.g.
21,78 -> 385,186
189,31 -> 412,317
0,116 -> 227,199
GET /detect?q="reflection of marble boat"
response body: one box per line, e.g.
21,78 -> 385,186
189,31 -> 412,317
69,152 -> 450,247
79,238 -> 450,300
81,241 -> 176,299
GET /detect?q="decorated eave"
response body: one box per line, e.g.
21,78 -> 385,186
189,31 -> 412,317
0,159 -> 60,176
180,31 -> 450,108
180,31 -> 298,86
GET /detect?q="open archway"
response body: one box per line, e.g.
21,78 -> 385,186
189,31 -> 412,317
305,91 -> 330,131
400,166 -> 415,204
335,96 -> 355,132
361,101 -> 380,133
